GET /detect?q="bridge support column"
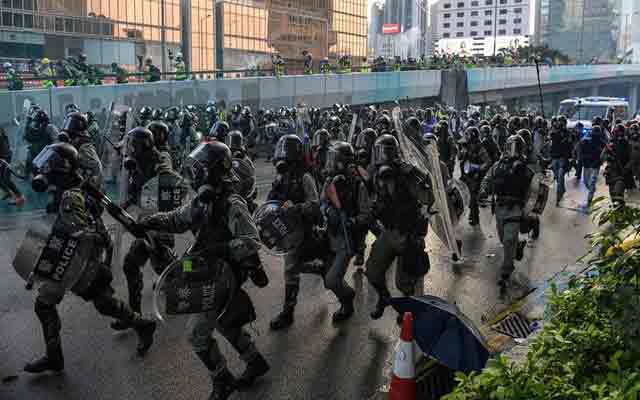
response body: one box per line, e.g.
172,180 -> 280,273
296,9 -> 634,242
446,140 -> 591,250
629,84 -> 639,114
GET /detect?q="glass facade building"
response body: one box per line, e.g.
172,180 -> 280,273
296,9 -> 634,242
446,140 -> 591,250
545,0 -> 618,62
0,0 -> 368,73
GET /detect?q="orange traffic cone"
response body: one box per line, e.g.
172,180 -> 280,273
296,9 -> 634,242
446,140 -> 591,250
389,312 -> 417,400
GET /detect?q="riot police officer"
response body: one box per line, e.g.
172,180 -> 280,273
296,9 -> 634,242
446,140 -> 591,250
226,130 -> 258,213
434,121 -> 458,177
23,143 -> 156,374
136,141 -> 269,399
320,142 -> 370,322
458,127 -> 492,226
111,62 -> 128,84
59,112 -> 104,190
309,128 -> 331,187
210,120 -> 231,143
603,124 -> 633,204
366,134 -> 434,321
480,135 -> 535,291
4,62 -> 23,91
110,125 -> 189,331
24,108 -> 59,176
268,134 -> 324,330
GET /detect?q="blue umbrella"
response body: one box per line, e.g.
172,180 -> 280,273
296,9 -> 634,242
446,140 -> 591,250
388,295 -> 490,374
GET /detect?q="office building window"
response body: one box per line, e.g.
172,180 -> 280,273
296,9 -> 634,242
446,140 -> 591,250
471,0 -> 479,5
513,28 -> 521,34
443,32 -> 450,38
484,20 -> 492,25
499,0 -> 506,3
513,18 -> 522,24
499,19 -> 506,24
456,31 -> 464,37
499,9 -> 507,14
470,20 -> 478,26
471,11 -> 478,16
485,10 -> 492,16
485,0 -> 492,4
444,13 -> 451,18
498,29 -> 506,35
443,22 -> 450,28
457,22 -> 464,27
457,2 -> 464,7
514,0 -> 522,2
470,31 -> 478,36
443,3 -> 451,8
514,7 -> 522,13
484,30 -> 492,35
457,12 -> 464,17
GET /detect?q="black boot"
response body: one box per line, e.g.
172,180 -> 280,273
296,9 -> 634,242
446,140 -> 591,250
236,353 -> 270,388
515,240 -> 527,261
112,264 -> 144,331
531,218 -> 540,240
270,285 -> 298,330
24,343 -> 64,373
332,292 -> 355,323
370,283 -> 391,320
26,300 -> 64,373
209,368 -> 237,400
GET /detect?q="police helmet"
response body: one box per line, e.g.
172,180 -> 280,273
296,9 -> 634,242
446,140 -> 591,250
312,129 -> 331,148
31,143 -> 80,192
274,134 -> 304,164
183,141 -> 235,193
209,120 -> 230,141
124,127 -> 155,170
139,106 -> 153,120
325,141 -> 355,175
226,130 -> 244,153
60,112 -> 89,142
355,128 -> 377,151
504,134 -> 526,159
372,134 -> 400,166
148,121 -> 170,148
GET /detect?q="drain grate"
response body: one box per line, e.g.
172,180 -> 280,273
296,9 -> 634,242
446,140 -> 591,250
417,362 -> 456,400
491,312 -> 532,339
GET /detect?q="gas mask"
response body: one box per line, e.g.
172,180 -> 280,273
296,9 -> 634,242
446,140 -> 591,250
375,165 -> 396,197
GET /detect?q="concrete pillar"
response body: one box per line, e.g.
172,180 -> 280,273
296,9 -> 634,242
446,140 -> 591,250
589,85 -> 599,97
629,83 -> 639,114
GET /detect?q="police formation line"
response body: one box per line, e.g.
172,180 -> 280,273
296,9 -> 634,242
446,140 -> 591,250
11,101 -> 631,400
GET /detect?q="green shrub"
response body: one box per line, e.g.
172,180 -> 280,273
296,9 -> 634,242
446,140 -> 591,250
444,202 -> 640,400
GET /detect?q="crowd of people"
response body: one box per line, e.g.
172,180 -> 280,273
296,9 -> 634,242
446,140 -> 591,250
1,43 -> 573,90
6,95 -> 636,400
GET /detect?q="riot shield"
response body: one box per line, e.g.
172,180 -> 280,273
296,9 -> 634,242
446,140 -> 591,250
523,172 -> 549,215
232,157 -> 256,200
13,216 -> 106,292
348,113 -> 358,145
296,106 -> 307,139
253,200 -> 304,256
102,105 -> 131,185
152,251 -> 236,323
392,107 -> 462,260
97,101 -> 115,160
11,99 -> 33,176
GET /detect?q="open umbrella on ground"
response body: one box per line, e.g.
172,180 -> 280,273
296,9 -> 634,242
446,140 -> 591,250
388,295 -> 490,374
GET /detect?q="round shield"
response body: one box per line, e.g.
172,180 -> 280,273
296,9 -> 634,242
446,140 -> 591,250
153,252 -> 236,323
524,173 -> 550,215
232,157 -> 256,200
447,178 -> 471,225
252,201 -> 304,256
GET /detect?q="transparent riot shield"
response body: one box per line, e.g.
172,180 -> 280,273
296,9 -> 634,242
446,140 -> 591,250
12,99 -> 34,176
153,252 -> 237,323
392,107 -> 462,260
253,200 -> 304,256
348,113 -> 358,145
296,105 -> 307,139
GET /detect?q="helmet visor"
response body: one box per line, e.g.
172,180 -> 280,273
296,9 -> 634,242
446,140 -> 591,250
505,140 -> 521,158
372,143 -> 398,165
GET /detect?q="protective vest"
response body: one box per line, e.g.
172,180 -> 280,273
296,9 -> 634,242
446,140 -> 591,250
269,171 -> 306,204
377,171 -> 423,234
493,160 -> 530,200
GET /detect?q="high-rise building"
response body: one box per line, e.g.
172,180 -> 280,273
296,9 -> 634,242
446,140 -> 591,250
369,0 -> 429,59
430,0 -> 532,57
533,0 -> 550,46
0,0 -> 184,70
0,0 -> 367,74
545,0 -> 617,62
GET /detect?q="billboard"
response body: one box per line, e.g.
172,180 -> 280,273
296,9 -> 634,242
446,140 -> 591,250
382,23 -> 400,34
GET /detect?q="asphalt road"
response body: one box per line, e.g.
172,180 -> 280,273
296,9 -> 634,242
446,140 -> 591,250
0,167 -> 605,400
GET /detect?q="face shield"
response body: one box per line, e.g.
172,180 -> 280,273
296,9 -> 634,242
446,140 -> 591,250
505,140 -> 522,159
371,142 -> 399,166
182,143 -> 209,190
375,165 -> 396,197
31,146 -> 71,192
324,148 -> 344,176
274,137 -> 303,163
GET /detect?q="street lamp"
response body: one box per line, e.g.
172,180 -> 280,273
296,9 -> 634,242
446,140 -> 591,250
199,14 -> 212,74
